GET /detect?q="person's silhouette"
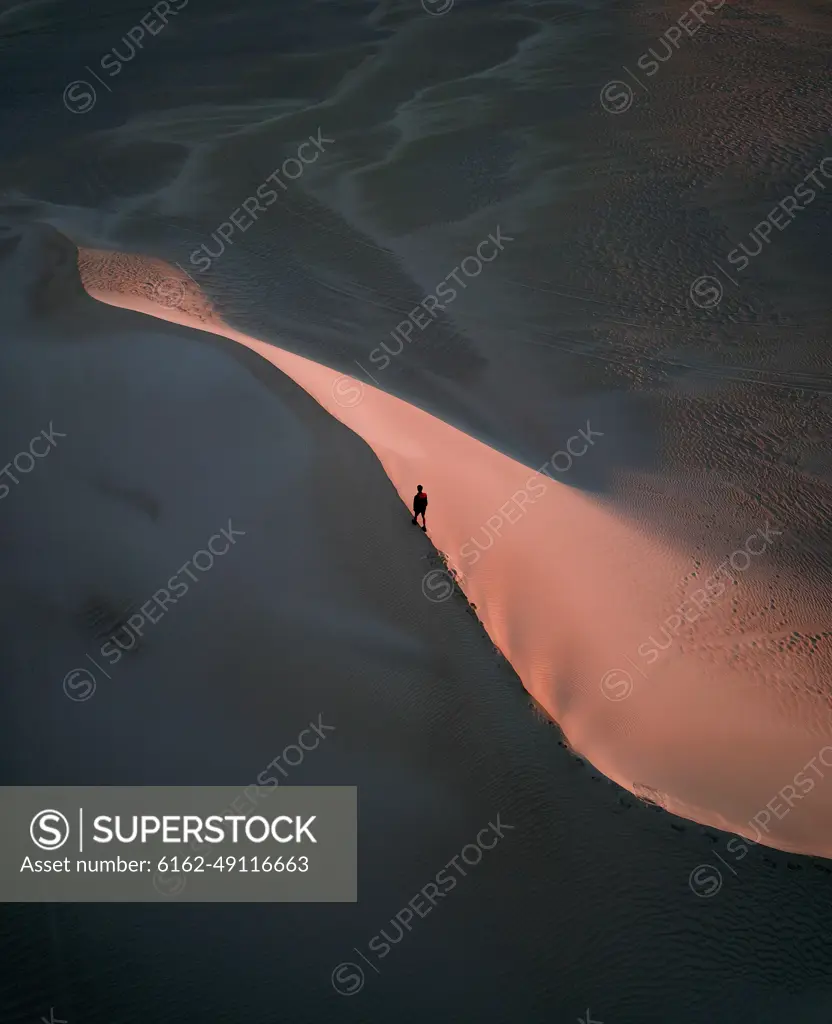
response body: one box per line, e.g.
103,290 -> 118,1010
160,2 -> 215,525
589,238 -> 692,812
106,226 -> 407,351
412,485 -> 428,531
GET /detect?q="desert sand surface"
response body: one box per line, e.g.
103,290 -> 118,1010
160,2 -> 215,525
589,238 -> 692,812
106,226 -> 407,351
2,0 -> 832,1018
1,220 -> 832,1024
80,247 -> 832,859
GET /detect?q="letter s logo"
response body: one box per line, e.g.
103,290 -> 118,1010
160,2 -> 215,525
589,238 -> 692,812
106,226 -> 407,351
30,810 -> 70,850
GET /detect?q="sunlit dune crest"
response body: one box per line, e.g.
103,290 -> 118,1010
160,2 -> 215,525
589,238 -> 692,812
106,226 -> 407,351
81,249 -> 832,858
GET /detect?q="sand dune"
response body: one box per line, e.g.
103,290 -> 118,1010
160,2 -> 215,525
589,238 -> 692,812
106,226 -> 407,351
76,245 -> 832,858
3,0 -> 832,1018
5,220 -> 832,1024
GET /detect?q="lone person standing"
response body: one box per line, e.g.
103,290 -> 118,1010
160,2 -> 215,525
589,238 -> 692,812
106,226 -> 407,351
412,485 -> 428,531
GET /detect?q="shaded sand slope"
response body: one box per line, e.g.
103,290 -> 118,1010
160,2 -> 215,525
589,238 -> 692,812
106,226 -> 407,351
78,245 -> 832,859
4,222 -> 832,1024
